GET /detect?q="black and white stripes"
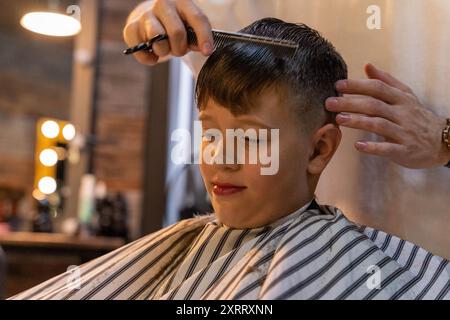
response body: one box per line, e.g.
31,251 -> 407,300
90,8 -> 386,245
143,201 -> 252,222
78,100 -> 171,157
10,200 -> 450,300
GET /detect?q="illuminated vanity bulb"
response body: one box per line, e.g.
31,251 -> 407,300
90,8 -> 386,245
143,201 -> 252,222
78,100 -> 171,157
62,124 -> 76,141
39,149 -> 58,167
38,177 -> 57,195
41,120 -> 60,139
32,189 -> 46,201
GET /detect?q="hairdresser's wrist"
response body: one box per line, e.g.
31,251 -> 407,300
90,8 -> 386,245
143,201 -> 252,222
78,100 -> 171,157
127,1 -> 153,24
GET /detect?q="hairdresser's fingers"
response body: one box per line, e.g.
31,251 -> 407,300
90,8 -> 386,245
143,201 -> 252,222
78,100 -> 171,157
326,96 -> 401,125
123,17 -> 158,65
354,140 -> 442,169
140,12 -> 171,58
175,0 -> 213,55
335,78 -> 406,105
354,141 -> 406,160
152,0 -> 188,56
332,66 -> 449,168
352,114 -> 448,168
336,114 -> 405,143
365,63 -> 415,95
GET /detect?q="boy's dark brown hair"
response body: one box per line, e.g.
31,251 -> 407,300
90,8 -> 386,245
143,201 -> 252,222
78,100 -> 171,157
195,17 -> 348,133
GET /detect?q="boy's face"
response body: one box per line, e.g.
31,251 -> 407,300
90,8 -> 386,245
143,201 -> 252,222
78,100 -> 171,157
199,89 -> 317,229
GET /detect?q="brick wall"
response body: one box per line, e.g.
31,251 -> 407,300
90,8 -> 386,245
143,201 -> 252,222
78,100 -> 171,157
0,0 -> 150,238
93,0 -> 149,239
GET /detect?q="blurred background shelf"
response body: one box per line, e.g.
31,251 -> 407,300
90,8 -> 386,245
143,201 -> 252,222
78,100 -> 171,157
0,232 -> 125,299
0,232 -> 125,250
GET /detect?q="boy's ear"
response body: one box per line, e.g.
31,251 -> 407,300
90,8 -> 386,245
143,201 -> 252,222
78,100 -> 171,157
307,123 -> 342,175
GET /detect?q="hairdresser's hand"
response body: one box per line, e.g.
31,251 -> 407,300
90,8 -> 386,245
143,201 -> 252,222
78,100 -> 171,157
123,0 -> 214,65
325,63 -> 450,169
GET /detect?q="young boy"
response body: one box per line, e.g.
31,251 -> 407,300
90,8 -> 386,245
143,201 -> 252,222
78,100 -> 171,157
12,18 -> 449,300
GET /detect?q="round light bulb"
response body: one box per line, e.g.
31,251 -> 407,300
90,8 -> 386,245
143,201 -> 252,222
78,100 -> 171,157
39,149 -> 58,167
38,177 -> 57,195
62,124 -> 76,141
32,189 -> 46,201
41,120 -> 60,139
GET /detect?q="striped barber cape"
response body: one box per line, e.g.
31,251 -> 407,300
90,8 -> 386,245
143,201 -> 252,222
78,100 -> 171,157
10,199 -> 450,300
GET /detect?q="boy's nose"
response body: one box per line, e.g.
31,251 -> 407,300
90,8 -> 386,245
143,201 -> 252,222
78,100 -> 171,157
211,137 -> 241,171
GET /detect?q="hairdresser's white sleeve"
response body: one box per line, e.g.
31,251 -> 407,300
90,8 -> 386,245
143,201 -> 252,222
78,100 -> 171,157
182,0 -> 282,78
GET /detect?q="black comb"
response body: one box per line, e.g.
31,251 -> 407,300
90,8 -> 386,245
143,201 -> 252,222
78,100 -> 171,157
123,27 -> 299,58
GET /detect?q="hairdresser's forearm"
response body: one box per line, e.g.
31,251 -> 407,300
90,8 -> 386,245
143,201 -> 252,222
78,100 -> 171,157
127,1 -> 153,24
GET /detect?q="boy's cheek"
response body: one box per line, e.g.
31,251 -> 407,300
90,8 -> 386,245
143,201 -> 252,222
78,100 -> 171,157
243,169 -> 277,191
199,163 -> 212,187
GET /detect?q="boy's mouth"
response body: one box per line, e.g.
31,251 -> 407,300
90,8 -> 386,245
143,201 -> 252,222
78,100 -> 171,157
211,182 -> 247,196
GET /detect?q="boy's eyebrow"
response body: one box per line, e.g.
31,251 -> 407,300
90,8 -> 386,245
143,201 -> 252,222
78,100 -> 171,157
236,118 -> 275,129
199,113 -> 275,129
198,113 -> 216,122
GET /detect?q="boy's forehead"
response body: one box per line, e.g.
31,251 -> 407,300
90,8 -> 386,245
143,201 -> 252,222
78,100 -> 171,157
200,91 -> 298,129
202,88 -> 287,115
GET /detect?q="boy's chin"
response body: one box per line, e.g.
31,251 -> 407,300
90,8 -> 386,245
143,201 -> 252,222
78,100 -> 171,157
214,205 -> 273,229
214,209 -> 251,229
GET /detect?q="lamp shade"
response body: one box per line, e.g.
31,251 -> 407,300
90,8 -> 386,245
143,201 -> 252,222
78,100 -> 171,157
20,11 -> 81,37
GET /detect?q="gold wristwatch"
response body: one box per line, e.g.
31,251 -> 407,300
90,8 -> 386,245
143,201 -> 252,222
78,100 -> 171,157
443,118 -> 450,168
